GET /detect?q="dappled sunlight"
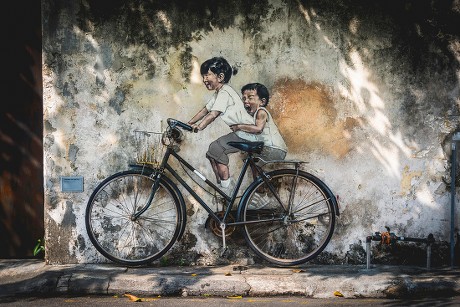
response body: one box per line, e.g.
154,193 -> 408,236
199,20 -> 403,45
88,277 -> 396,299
340,49 -> 378,112
156,11 -> 172,33
99,133 -> 120,151
338,48 -> 415,178
322,35 -> 338,49
389,131 -> 416,157
341,46 -> 411,179
349,16 -> 360,34
73,25 -> 99,50
72,25 -> 112,103
53,129 -> 69,151
415,184 -> 438,209
190,58 -> 202,84
297,0 -> 311,25
370,138 -> 401,178
43,75 -> 64,116
369,109 -> 391,135
291,2 -> 412,176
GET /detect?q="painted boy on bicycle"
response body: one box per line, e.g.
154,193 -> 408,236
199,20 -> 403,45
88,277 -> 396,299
230,83 -> 287,179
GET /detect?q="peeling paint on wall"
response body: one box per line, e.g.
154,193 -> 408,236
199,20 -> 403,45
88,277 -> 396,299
400,165 -> 422,196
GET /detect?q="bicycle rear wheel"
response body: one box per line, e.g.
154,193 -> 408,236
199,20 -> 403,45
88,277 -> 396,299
85,170 -> 184,266
238,169 -> 336,266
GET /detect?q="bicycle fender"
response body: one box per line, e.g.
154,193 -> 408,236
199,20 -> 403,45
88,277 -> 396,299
236,169 -> 340,218
323,183 -> 340,216
128,164 -> 156,175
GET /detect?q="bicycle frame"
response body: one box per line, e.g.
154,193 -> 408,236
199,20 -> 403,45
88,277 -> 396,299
132,144 -> 288,248
165,147 -> 250,224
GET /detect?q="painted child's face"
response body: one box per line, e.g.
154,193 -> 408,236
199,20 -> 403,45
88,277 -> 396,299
242,89 -> 262,114
202,69 -> 223,91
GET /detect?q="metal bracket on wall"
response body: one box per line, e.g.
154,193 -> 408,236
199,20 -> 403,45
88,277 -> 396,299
365,230 -> 435,270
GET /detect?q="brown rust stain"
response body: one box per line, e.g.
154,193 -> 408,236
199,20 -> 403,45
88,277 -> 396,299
269,78 -> 358,159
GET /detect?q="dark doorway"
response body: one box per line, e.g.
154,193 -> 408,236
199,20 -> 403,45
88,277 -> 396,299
0,1 -> 43,258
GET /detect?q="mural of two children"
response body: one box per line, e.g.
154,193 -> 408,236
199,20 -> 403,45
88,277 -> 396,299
187,57 -> 287,193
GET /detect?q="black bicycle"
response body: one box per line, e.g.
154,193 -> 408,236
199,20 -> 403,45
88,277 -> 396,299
85,118 -> 339,266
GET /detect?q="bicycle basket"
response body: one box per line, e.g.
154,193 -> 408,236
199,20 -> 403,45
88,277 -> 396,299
133,130 -> 164,167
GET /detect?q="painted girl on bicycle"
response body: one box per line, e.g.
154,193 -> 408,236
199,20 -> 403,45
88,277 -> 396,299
187,57 -> 257,193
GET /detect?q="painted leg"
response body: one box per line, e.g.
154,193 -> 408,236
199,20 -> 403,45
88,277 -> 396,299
216,162 -> 230,181
208,157 -> 221,184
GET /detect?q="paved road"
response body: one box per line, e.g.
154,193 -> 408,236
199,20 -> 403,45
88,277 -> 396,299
1,295 -> 459,306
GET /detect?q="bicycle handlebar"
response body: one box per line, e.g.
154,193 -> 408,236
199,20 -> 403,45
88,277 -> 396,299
167,118 -> 198,133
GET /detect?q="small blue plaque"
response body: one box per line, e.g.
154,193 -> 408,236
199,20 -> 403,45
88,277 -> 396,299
60,176 -> 84,192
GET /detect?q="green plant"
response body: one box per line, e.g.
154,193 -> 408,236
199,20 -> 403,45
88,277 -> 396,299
159,256 -> 169,266
33,238 -> 45,257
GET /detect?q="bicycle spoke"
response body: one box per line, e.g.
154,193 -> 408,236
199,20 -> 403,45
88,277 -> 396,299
116,223 -> 137,256
136,219 -> 175,244
108,180 -> 134,216
241,169 -> 336,266
86,171 -> 183,265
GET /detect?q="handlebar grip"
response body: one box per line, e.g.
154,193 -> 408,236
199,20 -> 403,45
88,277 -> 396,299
167,118 -> 194,132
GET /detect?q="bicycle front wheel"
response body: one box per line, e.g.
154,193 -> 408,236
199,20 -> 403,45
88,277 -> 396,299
85,170 -> 184,266
238,169 -> 336,266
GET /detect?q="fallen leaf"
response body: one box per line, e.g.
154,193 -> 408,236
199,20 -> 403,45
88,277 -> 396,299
225,272 -> 232,276
143,297 -> 159,302
334,291 -> 344,297
124,293 -> 142,302
292,269 -> 305,273
227,295 -> 243,299
191,273 -> 197,276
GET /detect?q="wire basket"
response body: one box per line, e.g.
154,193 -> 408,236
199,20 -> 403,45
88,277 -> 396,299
133,130 -> 164,167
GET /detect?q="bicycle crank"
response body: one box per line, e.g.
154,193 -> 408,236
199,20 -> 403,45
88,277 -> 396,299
205,211 -> 236,238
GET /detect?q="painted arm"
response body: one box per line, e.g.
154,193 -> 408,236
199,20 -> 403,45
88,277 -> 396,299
188,107 -> 208,125
188,108 -> 221,131
231,109 -> 267,134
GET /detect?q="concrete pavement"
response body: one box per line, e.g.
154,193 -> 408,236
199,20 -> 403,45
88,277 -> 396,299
0,259 -> 459,299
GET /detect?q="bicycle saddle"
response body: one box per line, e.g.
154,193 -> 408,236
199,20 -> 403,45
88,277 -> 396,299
227,141 -> 264,154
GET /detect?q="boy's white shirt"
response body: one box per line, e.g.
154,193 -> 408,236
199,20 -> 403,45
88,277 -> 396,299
205,84 -> 257,141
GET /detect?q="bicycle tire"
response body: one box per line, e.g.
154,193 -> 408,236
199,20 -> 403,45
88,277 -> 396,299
85,169 -> 185,266
238,169 -> 336,266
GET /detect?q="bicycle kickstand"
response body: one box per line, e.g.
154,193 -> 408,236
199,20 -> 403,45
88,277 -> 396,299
220,223 -> 227,256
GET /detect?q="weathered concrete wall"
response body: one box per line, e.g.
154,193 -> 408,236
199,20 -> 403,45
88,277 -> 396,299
42,0 -> 460,265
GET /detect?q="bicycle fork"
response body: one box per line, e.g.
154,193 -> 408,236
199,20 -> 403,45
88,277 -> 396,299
131,172 -> 162,221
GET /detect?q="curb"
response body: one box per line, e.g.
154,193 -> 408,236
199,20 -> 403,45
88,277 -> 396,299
1,261 -> 459,299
